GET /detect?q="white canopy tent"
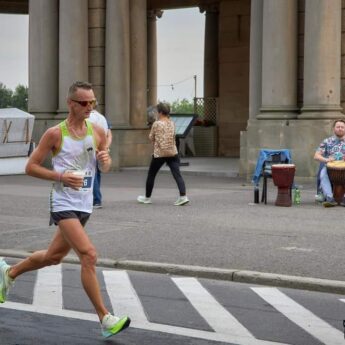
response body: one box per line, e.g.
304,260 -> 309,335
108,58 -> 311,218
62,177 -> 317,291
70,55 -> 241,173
0,108 -> 35,175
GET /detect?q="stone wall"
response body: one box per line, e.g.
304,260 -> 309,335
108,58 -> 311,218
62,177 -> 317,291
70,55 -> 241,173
242,118 -> 336,182
240,0 -> 345,181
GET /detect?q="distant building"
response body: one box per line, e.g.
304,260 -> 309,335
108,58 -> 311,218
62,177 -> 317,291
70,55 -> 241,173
1,0 -> 344,179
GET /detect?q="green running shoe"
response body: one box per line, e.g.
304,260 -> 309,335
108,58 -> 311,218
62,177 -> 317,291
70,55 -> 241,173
0,258 -> 13,303
101,313 -> 131,338
322,198 -> 337,207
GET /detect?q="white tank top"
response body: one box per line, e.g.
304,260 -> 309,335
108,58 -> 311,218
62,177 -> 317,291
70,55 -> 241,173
50,119 -> 96,213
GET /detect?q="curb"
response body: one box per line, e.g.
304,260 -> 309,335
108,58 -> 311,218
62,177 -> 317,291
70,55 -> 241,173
2,249 -> 345,295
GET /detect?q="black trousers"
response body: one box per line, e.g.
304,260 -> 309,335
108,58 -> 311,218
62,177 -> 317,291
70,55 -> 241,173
146,155 -> 186,198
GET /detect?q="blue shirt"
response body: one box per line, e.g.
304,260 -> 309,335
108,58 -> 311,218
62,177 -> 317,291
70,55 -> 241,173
252,149 -> 292,185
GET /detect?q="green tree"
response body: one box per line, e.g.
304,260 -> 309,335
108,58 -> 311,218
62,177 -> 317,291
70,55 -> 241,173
12,84 -> 28,111
170,98 -> 194,114
0,83 -> 13,108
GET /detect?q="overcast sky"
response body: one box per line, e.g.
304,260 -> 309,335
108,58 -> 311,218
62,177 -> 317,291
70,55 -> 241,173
0,8 -> 204,102
157,8 -> 205,102
0,14 -> 28,90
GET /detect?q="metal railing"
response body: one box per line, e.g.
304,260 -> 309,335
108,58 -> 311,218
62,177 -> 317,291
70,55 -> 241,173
193,97 -> 218,125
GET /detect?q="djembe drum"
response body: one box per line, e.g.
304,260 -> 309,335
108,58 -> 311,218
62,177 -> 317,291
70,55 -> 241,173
326,161 -> 345,203
271,164 -> 296,207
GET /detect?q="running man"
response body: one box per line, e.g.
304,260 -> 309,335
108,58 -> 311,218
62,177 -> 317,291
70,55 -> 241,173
0,81 -> 130,338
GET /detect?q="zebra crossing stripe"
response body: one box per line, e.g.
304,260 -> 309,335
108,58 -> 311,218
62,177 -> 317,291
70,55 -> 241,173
252,287 -> 344,345
0,300 -> 98,322
0,301 -> 288,345
103,273 -> 288,345
172,277 -> 254,338
0,268 -> 290,345
103,270 -> 148,324
33,264 -> 63,309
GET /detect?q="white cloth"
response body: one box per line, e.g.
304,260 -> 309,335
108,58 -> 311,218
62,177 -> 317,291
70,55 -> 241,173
88,110 -> 108,134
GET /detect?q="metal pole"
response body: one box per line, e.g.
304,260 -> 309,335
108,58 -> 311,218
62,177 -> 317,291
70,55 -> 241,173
194,75 -> 197,98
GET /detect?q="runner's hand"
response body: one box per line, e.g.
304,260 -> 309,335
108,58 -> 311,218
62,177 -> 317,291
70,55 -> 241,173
61,172 -> 84,190
96,150 -> 110,166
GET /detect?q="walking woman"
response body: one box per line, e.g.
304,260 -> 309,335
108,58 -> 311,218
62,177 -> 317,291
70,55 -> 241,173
137,102 -> 189,206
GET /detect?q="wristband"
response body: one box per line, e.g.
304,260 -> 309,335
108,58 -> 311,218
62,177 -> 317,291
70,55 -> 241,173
58,172 -> 63,182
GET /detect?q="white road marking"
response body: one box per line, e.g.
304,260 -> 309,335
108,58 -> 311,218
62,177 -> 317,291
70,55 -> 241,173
33,264 -> 63,309
0,301 -> 289,345
172,276 -> 254,337
252,287 -> 344,345
279,247 -> 313,252
103,270 -> 148,323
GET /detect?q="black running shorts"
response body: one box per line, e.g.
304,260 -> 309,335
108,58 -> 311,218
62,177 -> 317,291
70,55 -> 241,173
49,210 -> 90,226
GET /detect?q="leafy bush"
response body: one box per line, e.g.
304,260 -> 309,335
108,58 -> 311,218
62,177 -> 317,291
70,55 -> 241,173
0,83 -> 28,111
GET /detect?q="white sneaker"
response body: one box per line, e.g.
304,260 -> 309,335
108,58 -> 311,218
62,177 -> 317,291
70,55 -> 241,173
101,313 -> 131,338
314,193 -> 325,203
174,196 -> 189,206
137,195 -> 152,204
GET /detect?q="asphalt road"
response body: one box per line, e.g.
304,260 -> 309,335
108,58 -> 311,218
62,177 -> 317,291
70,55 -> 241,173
0,171 -> 344,284
1,260 -> 345,345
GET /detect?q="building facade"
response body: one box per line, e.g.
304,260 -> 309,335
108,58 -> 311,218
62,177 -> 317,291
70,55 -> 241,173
1,0 -> 344,179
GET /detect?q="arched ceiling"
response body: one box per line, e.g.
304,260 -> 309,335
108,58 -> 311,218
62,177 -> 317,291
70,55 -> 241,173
147,0 -> 219,10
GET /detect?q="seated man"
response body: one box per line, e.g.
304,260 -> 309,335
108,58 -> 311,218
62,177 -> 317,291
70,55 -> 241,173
314,119 -> 345,207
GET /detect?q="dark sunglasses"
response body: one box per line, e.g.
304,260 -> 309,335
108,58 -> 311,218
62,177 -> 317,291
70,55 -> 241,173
71,99 -> 98,107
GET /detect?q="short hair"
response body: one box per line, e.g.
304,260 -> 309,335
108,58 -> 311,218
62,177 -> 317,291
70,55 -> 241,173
156,102 -> 170,116
68,81 -> 93,98
333,119 -> 345,127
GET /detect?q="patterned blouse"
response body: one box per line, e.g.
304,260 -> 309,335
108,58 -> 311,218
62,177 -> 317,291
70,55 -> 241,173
149,119 -> 178,158
316,135 -> 345,160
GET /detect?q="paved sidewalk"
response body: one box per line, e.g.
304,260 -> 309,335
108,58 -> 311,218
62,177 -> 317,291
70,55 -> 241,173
1,158 -> 345,294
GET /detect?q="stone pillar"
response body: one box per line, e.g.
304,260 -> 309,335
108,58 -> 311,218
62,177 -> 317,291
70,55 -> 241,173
130,0 -> 147,127
249,0 -> 263,119
28,0 -> 58,116
258,0 -> 298,119
299,0 -> 343,119
147,9 -> 163,108
89,0 -> 106,115
58,0 -> 88,113
105,0 -> 130,126
200,4 -> 219,98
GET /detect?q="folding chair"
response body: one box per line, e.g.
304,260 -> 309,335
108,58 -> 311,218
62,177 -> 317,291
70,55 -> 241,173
261,153 -> 290,204
252,149 -> 292,204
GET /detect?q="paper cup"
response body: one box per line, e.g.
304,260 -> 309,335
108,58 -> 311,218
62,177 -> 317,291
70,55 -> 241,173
71,170 -> 85,178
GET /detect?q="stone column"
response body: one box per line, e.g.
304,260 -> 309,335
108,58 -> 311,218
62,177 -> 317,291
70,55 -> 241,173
105,0 -> 130,126
200,4 -> 219,98
58,0 -> 88,113
249,0 -> 263,119
28,0 -> 58,116
89,0 -> 106,115
257,0 -> 298,119
147,9 -> 163,108
130,0 -> 147,127
299,0 -> 343,119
